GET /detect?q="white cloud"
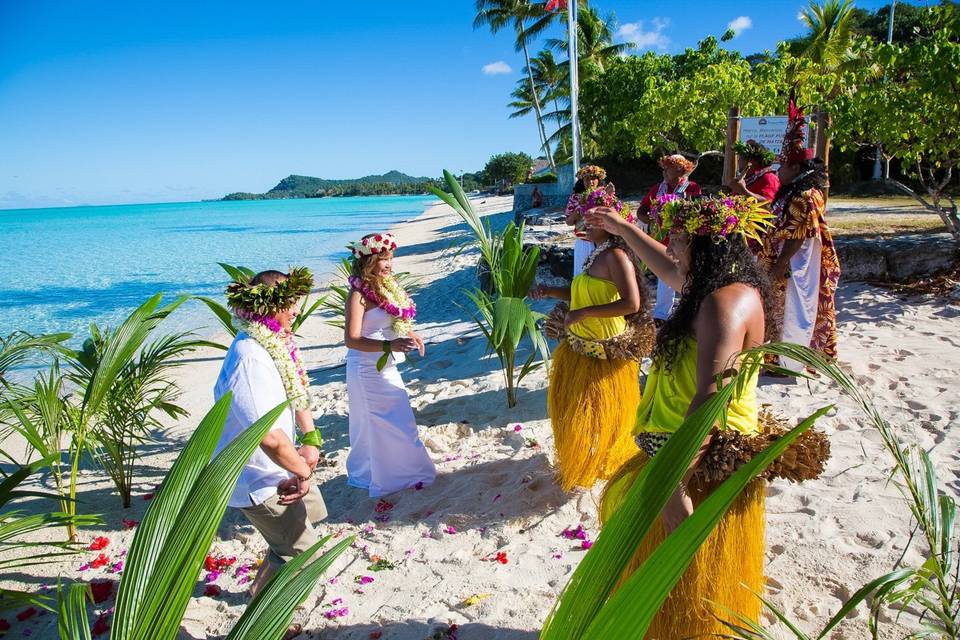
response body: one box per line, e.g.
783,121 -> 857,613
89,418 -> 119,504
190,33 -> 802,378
481,61 -> 512,75
727,15 -> 753,37
616,17 -> 671,51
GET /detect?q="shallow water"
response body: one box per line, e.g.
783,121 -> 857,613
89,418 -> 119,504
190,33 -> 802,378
0,195 -> 435,345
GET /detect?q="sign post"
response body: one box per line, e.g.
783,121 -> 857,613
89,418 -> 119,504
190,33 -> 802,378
722,106 -> 741,185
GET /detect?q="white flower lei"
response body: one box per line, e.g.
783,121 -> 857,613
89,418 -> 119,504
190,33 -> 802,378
234,317 -> 312,411
581,238 -> 619,273
349,275 -> 416,337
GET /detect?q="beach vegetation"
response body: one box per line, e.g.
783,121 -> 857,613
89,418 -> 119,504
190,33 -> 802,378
47,394 -> 353,640
830,3 -> 960,246
430,170 -> 549,408
541,342 -> 958,639
484,152 -> 535,187
487,0 -> 960,209
716,343 -> 960,639
0,294 -> 203,537
0,458 -> 101,612
474,0 -> 557,174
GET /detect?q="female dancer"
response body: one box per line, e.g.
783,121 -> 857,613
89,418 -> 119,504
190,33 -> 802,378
564,165 -> 604,277
532,211 -> 653,492
344,233 -> 435,497
584,196 -> 777,637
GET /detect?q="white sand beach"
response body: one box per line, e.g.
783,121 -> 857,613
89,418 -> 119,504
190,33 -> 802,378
5,195 -> 959,639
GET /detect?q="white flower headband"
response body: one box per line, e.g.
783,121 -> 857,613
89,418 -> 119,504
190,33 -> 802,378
348,233 -> 398,259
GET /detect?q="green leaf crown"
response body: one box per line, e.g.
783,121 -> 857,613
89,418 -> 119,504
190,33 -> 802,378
225,267 -> 314,316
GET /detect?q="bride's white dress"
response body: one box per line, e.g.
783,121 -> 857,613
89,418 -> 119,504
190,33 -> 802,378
346,307 -> 436,497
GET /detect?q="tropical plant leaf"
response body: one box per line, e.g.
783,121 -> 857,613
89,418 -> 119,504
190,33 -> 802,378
111,393 -> 232,639
57,580 -> 93,640
580,407 -> 830,638
226,536 -> 355,640
194,296 -> 238,337
217,263 -> 255,282
0,586 -> 54,613
492,296 -> 531,351
540,381 -> 742,640
120,399 -> 290,640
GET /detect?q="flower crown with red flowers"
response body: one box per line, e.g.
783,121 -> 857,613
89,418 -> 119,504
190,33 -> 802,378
349,233 -> 398,259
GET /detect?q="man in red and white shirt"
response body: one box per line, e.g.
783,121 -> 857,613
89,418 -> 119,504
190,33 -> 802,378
637,154 -> 701,322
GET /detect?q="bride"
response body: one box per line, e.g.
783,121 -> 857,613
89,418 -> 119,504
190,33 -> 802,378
344,232 -> 436,497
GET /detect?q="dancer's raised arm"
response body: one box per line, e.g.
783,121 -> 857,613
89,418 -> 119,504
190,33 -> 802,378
584,206 -> 685,291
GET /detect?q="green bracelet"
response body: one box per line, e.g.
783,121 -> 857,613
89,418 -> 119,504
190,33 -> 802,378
300,430 -> 323,447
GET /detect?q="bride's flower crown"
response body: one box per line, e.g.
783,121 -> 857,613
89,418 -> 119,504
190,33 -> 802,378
348,233 -> 398,259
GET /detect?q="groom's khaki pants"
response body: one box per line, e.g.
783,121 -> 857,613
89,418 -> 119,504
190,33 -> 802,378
240,485 -> 328,570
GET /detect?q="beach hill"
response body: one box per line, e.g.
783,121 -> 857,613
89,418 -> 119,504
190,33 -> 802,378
223,170 -> 437,200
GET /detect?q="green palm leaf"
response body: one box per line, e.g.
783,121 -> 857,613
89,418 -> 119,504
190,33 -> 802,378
194,296 -> 238,337
540,380 -> 743,640
580,407 -> 830,639
111,393 -> 233,639
127,399 -> 290,639
57,581 -> 93,640
226,536 -> 354,640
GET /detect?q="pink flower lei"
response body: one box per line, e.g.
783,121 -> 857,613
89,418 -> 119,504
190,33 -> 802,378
348,276 -> 416,322
234,309 -> 311,405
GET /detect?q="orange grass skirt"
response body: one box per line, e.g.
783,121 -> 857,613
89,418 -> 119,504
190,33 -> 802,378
547,341 -> 639,492
600,453 -> 766,639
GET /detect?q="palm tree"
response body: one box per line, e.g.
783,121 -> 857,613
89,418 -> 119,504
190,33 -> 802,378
529,49 -> 570,160
800,0 -> 858,69
546,6 -> 633,81
474,0 -> 556,173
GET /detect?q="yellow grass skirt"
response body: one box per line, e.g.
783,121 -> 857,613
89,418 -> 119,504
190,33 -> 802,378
600,453 -> 766,639
547,341 -> 639,491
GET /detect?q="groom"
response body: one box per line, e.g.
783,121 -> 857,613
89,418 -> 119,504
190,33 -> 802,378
214,268 -> 327,598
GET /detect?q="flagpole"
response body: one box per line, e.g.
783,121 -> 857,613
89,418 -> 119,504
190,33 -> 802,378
567,0 -> 581,175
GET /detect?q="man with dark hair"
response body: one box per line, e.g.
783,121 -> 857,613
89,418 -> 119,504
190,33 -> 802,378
214,267 -> 326,603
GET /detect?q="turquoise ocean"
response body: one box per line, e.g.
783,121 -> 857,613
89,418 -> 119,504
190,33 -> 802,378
0,195 -> 436,346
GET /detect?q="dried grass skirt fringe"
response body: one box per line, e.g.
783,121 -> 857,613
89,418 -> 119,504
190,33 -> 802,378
547,341 -> 639,492
600,453 -> 766,639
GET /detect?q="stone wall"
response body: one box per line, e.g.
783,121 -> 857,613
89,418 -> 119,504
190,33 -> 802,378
529,233 -> 958,283
834,233 -> 957,282
513,163 -> 576,213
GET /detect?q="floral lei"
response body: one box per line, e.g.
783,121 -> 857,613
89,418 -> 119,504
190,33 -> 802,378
234,312 -> 312,411
574,187 -> 634,236
580,238 -> 619,272
650,194 -> 773,242
348,275 -> 416,336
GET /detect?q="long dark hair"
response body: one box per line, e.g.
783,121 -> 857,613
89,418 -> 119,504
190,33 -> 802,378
773,158 -> 828,206
653,235 -> 775,369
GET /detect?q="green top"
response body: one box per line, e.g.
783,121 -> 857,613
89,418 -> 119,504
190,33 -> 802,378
569,272 -> 627,340
635,337 -> 759,435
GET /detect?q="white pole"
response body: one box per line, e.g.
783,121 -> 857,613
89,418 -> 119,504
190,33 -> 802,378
568,0 -> 581,175
873,1 -> 896,180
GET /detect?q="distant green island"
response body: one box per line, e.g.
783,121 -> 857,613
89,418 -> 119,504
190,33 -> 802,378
222,171 -> 442,200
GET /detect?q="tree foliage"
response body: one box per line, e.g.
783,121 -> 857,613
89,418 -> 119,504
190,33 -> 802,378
484,151 -> 534,185
831,3 -> 960,242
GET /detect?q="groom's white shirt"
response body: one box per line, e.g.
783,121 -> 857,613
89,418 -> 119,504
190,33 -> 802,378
214,332 -> 296,508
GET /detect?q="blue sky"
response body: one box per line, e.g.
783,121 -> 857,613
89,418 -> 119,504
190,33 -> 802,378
0,0 -> 901,209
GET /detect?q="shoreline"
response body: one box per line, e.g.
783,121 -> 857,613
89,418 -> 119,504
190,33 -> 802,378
3,194 -> 959,639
